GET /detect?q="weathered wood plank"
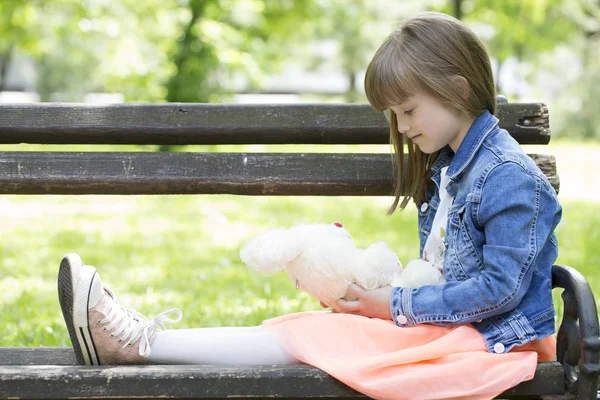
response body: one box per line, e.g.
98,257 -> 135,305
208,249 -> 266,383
0,152 -> 559,195
0,347 -> 77,366
0,364 -> 364,399
496,103 -> 550,145
0,354 -> 565,399
0,103 -> 550,145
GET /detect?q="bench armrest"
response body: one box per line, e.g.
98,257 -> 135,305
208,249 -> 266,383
552,264 -> 600,399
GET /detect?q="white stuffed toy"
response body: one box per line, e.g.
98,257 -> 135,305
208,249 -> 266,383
240,222 -> 443,305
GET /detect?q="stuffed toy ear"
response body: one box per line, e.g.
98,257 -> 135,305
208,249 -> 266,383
240,228 -> 302,272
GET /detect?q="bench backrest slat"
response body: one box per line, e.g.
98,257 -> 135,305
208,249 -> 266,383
0,152 -> 558,195
0,103 -> 549,145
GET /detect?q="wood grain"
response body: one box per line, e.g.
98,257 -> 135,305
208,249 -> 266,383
0,103 -> 550,144
0,152 -> 559,195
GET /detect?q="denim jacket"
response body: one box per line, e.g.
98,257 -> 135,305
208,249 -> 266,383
389,110 -> 562,354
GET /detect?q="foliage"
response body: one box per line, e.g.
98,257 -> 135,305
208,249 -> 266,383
0,0 -> 40,90
561,0 -> 600,138
35,1 -> 102,101
162,0 -> 324,103
0,0 -> 325,103
465,0 -> 579,61
433,0 -> 581,95
308,0 -> 385,102
559,37 -> 600,138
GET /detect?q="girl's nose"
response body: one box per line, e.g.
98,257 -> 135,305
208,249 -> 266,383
398,123 -> 410,135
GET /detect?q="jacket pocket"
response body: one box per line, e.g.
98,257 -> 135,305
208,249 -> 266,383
449,203 -> 466,229
448,203 -> 483,279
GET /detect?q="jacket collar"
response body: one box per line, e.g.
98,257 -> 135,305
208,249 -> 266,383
430,146 -> 453,191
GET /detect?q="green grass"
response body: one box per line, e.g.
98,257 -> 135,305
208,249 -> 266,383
0,195 -> 598,347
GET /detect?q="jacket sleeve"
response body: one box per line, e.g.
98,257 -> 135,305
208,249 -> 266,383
390,162 -> 560,326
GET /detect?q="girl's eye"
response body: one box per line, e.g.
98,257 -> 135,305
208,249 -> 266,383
404,109 -> 414,116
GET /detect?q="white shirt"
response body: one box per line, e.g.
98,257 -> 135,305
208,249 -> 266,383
422,166 -> 452,276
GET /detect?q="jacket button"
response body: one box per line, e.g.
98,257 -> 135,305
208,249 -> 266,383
396,315 -> 408,325
493,343 -> 505,353
420,203 -> 428,212
475,319 -> 482,323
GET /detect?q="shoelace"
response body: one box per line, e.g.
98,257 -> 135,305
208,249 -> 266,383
99,292 -> 182,357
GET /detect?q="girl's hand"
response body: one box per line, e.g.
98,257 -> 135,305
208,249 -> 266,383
332,284 -> 393,320
320,300 -> 339,312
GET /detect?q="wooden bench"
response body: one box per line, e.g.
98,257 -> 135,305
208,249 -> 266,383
0,100 -> 598,400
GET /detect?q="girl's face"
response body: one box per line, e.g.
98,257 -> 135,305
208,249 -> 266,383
388,92 -> 474,154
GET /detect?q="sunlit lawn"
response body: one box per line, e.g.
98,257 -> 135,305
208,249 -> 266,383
0,193 -> 598,347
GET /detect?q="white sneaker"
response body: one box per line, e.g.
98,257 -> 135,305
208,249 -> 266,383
57,253 -> 182,365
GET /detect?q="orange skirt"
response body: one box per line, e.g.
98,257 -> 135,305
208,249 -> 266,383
263,311 -> 555,400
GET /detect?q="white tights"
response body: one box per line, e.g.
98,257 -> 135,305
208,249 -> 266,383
146,326 -> 300,365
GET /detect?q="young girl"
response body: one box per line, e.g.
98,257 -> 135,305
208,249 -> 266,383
57,11 -> 562,400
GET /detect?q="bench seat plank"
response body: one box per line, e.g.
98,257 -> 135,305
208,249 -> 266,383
0,103 -> 550,145
0,348 -> 565,399
0,152 -> 558,195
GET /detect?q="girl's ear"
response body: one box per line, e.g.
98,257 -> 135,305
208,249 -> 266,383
451,75 -> 470,101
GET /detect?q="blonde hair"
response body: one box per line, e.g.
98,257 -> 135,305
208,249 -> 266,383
364,12 -> 496,213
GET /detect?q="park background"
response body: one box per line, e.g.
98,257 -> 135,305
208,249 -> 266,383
0,0 -> 599,346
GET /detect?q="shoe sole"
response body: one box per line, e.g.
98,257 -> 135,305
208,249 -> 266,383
58,254 -> 100,365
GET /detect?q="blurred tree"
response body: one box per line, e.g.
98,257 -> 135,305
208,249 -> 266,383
165,0 -> 219,103
307,0 -> 381,103
0,0 -> 39,91
0,0 -> 139,101
6,0 -> 591,122
94,0 -> 186,102
307,1 -> 423,103
35,1 -> 99,101
453,0 -> 463,19
1,0 -> 324,102
562,0 -> 600,138
436,0 -> 581,95
164,0 -> 322,103
153,0 -> 323,150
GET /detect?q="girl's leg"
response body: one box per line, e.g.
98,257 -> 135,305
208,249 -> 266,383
57,253 -> 298,366
148,327 -> 298,365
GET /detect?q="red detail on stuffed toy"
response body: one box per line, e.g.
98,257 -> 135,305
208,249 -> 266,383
334,222 -> 343,228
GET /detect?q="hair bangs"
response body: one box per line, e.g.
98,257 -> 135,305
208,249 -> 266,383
364,39 -> 419,112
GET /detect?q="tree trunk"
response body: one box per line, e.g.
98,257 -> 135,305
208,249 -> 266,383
162,0 -> 216,151
165,2 -> 205,103
0,46 -> 14,92
453,0 -> 463,20
345,71 -> 359,103
581,33 -> 598,138
495,59 -> 505,97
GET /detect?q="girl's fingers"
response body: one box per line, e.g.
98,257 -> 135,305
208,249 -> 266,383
346,284 -> 367,298
320,300 -> 339,313
336,298 -> 361,312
